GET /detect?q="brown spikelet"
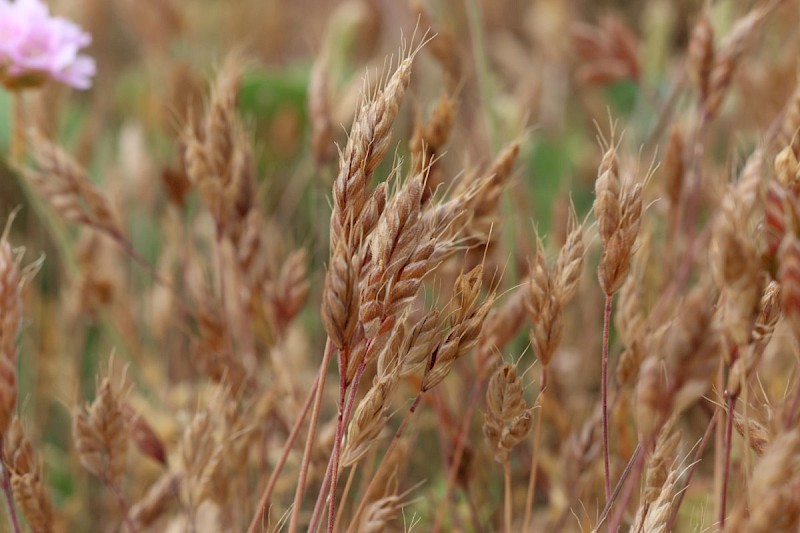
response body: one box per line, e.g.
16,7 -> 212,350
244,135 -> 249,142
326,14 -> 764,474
733,412 -> 769,456
331,52 -> 416,249
342,368 -> 400,467
72,378 -> 128,488
195,303 -> 247,392
468,141 -> 521,229
4,418 -> 33,475
269,248 -> 310,330
411,91 -> 456,198
631,468 -> 679,533
361,175 -> 425,338
555,212 -> 586,302
181,411 -> 225,508
644,420 -> 680,504
738,429 -> 800,532
399,309 -> 442,378
3,418 -> 55,533
357,471 -> 416,533
322,240 -> 360,350
121,403 -> 167,466
483,362 -> 532,462
636,356 -> 667,442
25,131 -> 121,236
205,54 -> 243,180
11,471 -> 54,533
423,266 -> 494,391
688,11 -> 714,104
638,285 -> 719,436
0,238 -> 21,439
594,148 -> 621,244
572,15 -> 640,86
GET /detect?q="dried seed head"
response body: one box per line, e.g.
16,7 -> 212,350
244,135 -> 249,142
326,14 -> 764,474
331,53 -> 415,249
775,146 -> 799,187
370,174 -> 424,279
322,240 -> 360,350
742,429 -> 800,532
644,421 -> 680,504
0,239 -> 21,439
343,370 -> 400,467
733,412 -> 769,456
72,378 -> 128,488
594,148 -> 621,243
11,471 -> 54,533
26,131 -> 120,236
121,403 -> 167,466
555,213 -> 585,302
399,310 -> 442,378
483,362 -> 532,462
423,269 -> 494,391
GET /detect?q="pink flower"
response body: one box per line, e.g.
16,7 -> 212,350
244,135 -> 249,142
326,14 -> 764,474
0,0 -> 95,90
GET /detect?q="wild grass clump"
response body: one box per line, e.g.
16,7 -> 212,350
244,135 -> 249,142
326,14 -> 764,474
2,0 -> 800,532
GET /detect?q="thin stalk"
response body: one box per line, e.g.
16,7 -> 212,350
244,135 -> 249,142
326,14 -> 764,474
109,481 -> 138,533
327,349 -> 349,532
430,376 -> 484,533
720,392 -> 736,528
288,338 -> 335,533
594,444 -> 643,531
1,460 -> 22,533
606,445 -> 647,533
503,460 -> 512,533
309,348 -> 372,533
332,465 -> 357,532
522,366 -> 547,531
601,292 -> 613,502
666,410 -> 718,532
247,374 -> 319,533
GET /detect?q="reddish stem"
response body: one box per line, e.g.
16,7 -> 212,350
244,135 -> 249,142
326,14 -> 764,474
602,292 -> 613,502
720,392 -> 736,528
327,349 -> 349,532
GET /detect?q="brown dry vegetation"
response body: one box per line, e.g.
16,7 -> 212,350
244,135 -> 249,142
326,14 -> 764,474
2,0 -> 800,532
